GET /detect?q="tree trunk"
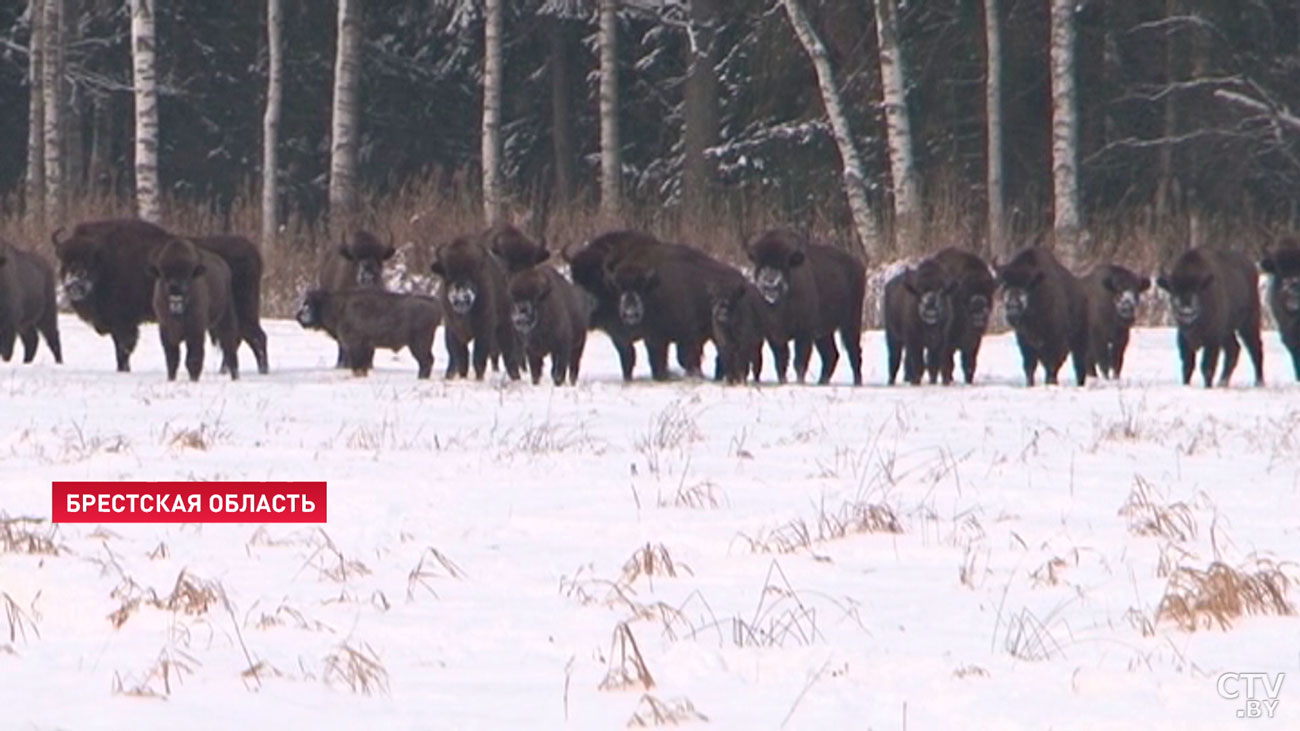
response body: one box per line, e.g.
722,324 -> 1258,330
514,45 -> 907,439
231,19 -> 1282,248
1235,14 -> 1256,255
1155,0 -> 1178,222
779,0 -> 881,260
27,0 -> 45,221
130,0 -> 160,223
548,18 -> 575,205
88,90 -> 112,194
329,0 -> 361,227
63,0 -> 83,196
42,0 -> 63,223
1050,0 -> 1081,266
598,0 -> 621,218
482,0 -> 503,225
984,0 -> 1005,257
262,0 -> 282,249
682,0 -> 719,215
873,0 -> 918,244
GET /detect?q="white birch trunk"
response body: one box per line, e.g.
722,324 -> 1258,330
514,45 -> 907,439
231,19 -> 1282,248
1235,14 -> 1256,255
1050,0 -> 1081,266
598,0 -> 621,217
27,0 -> 45,221
482,0 -> 503,225
984,0 -> 1005,256
130,0 -> 160,223
42,0 -> 62,223
873,0 -> 918,236
262,0 -> 282,248
779,0 -> 881,259
329,0 -> 361,225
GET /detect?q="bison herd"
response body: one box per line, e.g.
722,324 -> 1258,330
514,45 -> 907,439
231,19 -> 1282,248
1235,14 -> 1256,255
0,218 -> 1297,388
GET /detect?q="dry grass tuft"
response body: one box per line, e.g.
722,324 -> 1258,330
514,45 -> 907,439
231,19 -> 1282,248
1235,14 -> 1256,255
112,646 -> 200,699
0,514 -> 63,555
599,622 -> 656,692
739,499 -> 902,555
658,479 -> 727,510
107,570 -> 220,628
626,694 -> 710,727
301,530 -> 371,583
635,400 -> 703,476
163,420 -> 230,451
323,641 -> 390,695
1155,558 -> 1294,631
953,665 -> 989,679
1000,607 -> 1064,661
1029,556 -> 1071,588
621,543 -> 692,587
1119,477 -> 1196,543
3,592 -> 40,644
406,547 -> 466,601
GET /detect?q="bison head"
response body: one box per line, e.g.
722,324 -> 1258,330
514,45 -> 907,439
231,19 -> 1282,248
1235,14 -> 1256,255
1102,266 -> 1151,324
53,227 -> 101,303
507,268 -> 552,335
339,230 -> 395,287
1156,269 -> 1212,326
904,261 -> 956,327
745,229 -> 807,305
995,257 -> 1046,328
708,282 -> 749,329
432,237 -> 492,316
148,239 -> 206,315
609,262 -> 658,327
1262,245 -> 1300,313
489,224 -> 550,274
296,289 -> 329,329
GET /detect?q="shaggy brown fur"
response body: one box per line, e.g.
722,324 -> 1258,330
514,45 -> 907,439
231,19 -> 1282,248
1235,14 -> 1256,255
319,230 -> 395,368
884,260 -> 956,385
995,246 -> 1089,386
431,235 -> 522,380
744,228 -> 865,385
1261,241 -> 1300,381
149,239 -> 240,382
561,230 -> 662,380
928,247 -> 995,384
1080,263 -> 1150,379
296,289 -> 442,378
507,265 -> 589,385
190,234 -> 269,374
0,240 -> 61,364
487,224 -> 551,274
1157,248 -> 1264,387
708,279 -> 771,385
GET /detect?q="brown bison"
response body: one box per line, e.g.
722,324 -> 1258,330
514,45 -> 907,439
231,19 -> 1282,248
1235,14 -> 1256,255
562,230 -> 662,380
708,280 -> 770,385
296,289 -> 442,379
191,234 -> 269,374
0,240 -> 61,364
319,230 -> 395,368
1080,263 -> 1150,379
507,265 -> 588,385
487,224 -> 551,274
929,247 -> 995,384
1261,241 -> 1300,381
1156,248 -> 1264,387
744,229 -> 865,385
149,239 -> 240,381
884,260 -> 956,385
431,235 -> 522,380
995,246 -> 1089,386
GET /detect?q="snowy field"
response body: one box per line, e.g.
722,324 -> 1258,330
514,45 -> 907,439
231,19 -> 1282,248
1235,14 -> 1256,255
3,314 -> 1300,730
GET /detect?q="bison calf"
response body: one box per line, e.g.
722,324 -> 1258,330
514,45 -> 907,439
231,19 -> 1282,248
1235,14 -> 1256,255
1261,242 -> 1300,381
1157,248 -> 1263,388
507,266 -> 588,385
0,241 -> 62,364
708,280 -> 771,385
297,289 -> 442,378
884,260 -> 955,385
996,246 -> 1089,386
320,230 -> 395,368
149,239 -> 240,382
929,247 -> 995,384
1081,264 -> 1150,379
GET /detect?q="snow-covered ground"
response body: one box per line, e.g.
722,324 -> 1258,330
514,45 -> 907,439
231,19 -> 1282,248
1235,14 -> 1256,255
2,314 -> 1300,729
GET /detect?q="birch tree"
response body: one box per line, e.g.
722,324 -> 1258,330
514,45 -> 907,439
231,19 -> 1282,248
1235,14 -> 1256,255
598,0 -> 621,217
26,0 -> 44,221
42,0 -> 62,222
1049,0 -> 1081,266
682,0 -> 719,212
130,0 -> 160,223
262,0 -> 282,248
872,0 -> 918,242
779,0 -> 881,259
329,0 -> 362,226
482,0 -> 503,225
984,0 -> 1005,256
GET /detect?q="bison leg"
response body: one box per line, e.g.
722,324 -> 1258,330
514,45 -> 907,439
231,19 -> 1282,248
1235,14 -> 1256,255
1285,331 -> 1300,382
444,329 -> 468,379
1019,342 -> 1039,387
471,337 -> 493,380
885,331 -> 902,386
647,339 -> 671,381
528,352 -> 545,385
676,341 -> 705,379
1070,341 -> 1089,386
839,326 -> 863,386
1218,336 -> 1241,388
112,327 -> 139,373
184,330 -> 206,382
160,335 -> 181,381
792,337 -> 813,383
1177,331 -> 1196,385
766,339 -> 789,384
611,338 -> 636,381
814,334 -> 839,385
245,322 -> 270,375
902,338 -> 923,386
1111,329 -> 1130,378
38,308 -> 62,364
20,328 -> 39,363
0,324 -> 16,362
1239,325 -> 1265,387
335,343 -> 351,369
569,337 -> 585,384
751,342 -> 763,383
220,329 -> 241,381
961,340 -> 981,385
414,344 -> 434,380
1199,344 -> 1220,388
551,350 -> 569,386
348,344 -> 374,377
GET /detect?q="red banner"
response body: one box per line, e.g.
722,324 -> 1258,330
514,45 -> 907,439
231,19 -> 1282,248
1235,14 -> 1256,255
51,481 -> 327,523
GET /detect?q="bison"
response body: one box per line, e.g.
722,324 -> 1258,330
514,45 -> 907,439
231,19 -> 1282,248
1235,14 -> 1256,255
319,230 -> 395,368
191,234 -> 269,374
1080,263 -> 1150,379
431,235 -> 522,380
0,240 -> 61,364
487,224 -> 551,274
883,260 -> 955,385
744,229 -> 865,385
562,230 -> 661,380
995,246 -> 1089,386
1261,241 -> 1300,381
928,247 -> 995,384
507,265 -> 588,385
149,238 -> 240,382
1156,248 -> 1264,388
708,280 -> 770,385
296,289 -> 442,379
